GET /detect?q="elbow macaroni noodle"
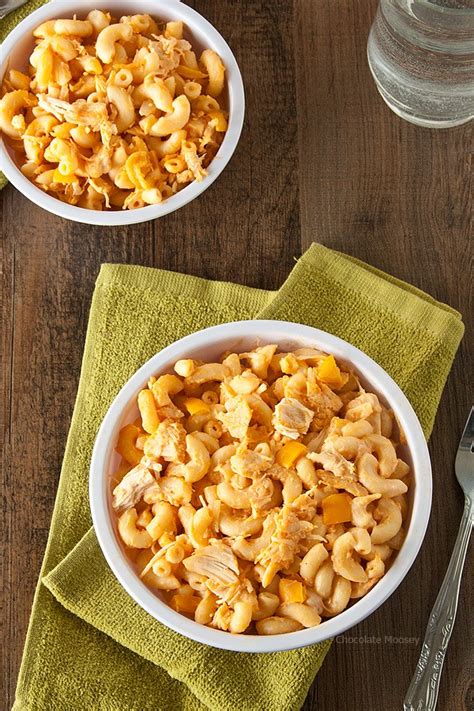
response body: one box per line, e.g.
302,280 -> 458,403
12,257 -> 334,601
111,344 -> 411,635
0,11 -> 228,210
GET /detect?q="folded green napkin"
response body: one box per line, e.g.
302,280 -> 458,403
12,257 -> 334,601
0,0 -> 46,41
14,244 -> 463,711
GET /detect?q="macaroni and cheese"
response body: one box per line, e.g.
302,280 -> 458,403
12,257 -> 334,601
112,345 -> 410,634
0,11 -> 228,210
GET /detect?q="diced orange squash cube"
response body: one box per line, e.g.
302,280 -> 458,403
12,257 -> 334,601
115,423 -> 143,466
279,579 -> 305,604
170,593 -> 200,614
322,492 -> 353,525
316,355 -> 344,389
183,397 -> 210,416
276,441 -> 308,469
53,169 -> 77,184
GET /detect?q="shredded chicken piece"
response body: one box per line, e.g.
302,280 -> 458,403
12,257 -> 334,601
306,373 -> 343,429
112,463 -> 158,512
181,141 -> 207,182
284,370 -> 343,431
175,169 -> 193,185
308,450 -> 356,480
267,462 -> 293,483
289,487 -> 322,521
207,576 -> 256,608
316,470 -> 368,497
98,118 -> 117,150
183,543 -> 240,585
283,371 -> 306,399
88,178 -> 111,208
305,426 -> 329,453
308,450 -> 367,496
255,506 -> 313,574
217,396 -> 253,440
64,180 -> 86,202
84,144 -> 112,179
140,455 -> 163,475
144,419 -> 187,462
212,602 -> 233,630
242,426 -> 271,449
292,347 -> 326,364
240,344 -> 277,380
37,94 -> 116,149
145,35 -> 190,77
244,393 -> 273,428
230,447 -> 272,479
38,94 -> 106,128
73,39 -> 88,57
273,397 -> 313,439
199,120 -> 218,151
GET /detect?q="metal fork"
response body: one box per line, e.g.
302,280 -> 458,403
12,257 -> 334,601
0,0 -> 28,20
404,407 -> 473,711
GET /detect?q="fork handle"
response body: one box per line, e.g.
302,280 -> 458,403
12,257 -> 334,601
404,494 -> 473,711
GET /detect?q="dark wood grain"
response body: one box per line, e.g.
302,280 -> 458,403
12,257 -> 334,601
1,1 -> 472,709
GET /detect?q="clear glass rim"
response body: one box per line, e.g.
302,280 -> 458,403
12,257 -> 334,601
377,0 -> 474,53
408,0 -> 474,15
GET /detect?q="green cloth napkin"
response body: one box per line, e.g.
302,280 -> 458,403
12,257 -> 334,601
13,244 -> 463,711
0,0 -> 46,41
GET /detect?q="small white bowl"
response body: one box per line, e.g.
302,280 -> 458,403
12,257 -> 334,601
90,320 -> 432,653
0,0 -> 245,225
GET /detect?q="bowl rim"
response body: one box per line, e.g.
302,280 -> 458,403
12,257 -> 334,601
0,0 -> 245,226
89,319 -> 432,653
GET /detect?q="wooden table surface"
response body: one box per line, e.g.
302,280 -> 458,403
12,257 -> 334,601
1,1 -> 472,709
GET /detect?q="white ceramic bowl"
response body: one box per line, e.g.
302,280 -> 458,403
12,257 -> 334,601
90,320 -> 432,652
0,0 -> 245,225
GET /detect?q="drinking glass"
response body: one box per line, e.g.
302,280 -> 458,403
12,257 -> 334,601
367,1 -> 474,128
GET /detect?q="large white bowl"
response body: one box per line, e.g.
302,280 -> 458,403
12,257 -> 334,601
0,0 -> 245,225
90,320 -> 432,653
